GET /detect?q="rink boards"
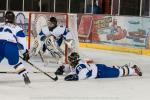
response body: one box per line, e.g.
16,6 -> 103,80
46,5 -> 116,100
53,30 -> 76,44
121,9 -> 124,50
80,43 -> 150,56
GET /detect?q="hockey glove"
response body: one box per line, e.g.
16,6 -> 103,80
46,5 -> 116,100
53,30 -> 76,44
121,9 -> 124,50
42,44 -> 47,53
64,74 -> 79,81
55,65 -> 65,75
23,50 -> 30,61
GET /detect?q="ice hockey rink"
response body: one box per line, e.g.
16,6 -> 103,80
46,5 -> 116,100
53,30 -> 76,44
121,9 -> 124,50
0,47 -> 150,100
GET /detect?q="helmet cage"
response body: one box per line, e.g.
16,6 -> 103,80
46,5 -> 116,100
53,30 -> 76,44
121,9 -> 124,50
68,52 -> 80,67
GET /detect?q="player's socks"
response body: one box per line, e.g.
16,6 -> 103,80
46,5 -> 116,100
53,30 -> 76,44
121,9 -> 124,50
119,64 -> 142,77
14,62 -> 31,84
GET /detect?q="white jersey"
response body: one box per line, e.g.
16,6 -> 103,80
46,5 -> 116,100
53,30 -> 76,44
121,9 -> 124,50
64,60 -> 98,80
0,23 -> 27,53
39,25 -> 71,41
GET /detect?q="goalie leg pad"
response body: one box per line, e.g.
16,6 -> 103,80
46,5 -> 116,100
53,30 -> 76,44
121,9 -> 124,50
30,38 -> 44,56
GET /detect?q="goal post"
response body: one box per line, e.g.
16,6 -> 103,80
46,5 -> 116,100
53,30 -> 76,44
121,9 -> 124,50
28,12 -> 69,48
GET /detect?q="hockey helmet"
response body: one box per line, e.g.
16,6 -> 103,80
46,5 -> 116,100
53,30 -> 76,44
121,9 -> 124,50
48,17 -> 57,27
68,52 -> 80,67
5,11 -> 15,23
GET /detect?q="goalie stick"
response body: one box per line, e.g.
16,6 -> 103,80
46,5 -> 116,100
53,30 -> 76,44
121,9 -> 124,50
19,56 -> 58,81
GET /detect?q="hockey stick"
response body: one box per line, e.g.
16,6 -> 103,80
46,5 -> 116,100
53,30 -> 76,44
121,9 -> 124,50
38,50 -> 45,62
0,71 -> 54,74
46,47 -> 61,58
19,56 -> 58,81
10,31 -> 57,81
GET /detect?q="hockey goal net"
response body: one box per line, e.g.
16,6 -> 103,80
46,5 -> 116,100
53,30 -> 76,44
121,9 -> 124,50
28,12 -> 79,63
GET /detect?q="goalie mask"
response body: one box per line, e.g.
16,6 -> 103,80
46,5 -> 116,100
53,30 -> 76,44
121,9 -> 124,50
68,52 -> 80,67
48,17 -> 57,31
5,11 -> 15,23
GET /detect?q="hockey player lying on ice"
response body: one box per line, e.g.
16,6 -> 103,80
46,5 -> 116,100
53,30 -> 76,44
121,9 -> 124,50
55,52 -> 142,81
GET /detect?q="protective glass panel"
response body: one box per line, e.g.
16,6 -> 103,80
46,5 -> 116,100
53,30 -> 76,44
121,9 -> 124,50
120,0 -> 140,16
0,0 -> 6,10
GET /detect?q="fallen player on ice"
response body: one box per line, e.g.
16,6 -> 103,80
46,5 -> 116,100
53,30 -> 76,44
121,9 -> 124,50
55,52 -> 142,81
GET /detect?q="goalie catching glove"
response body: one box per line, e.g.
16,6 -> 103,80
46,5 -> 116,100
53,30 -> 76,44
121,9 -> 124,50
44,35 -> 65,57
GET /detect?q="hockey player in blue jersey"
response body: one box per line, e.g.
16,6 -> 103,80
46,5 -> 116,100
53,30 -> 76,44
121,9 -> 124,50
0,11 -> 30,84
55,52 -> 142,81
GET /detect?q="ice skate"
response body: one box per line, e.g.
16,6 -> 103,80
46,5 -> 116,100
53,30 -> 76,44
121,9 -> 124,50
132,65 -> 142,76
23,73 -> 31,85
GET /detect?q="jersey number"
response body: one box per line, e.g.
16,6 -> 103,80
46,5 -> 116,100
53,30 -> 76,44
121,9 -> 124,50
76,66 -> 82,72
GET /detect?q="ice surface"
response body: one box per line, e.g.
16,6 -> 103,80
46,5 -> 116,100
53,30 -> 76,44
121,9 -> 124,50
0,48 -> 150,100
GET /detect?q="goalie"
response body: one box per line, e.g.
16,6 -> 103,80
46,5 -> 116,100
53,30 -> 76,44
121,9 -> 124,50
55,52 -> 142,81
31,17 -> 74,63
